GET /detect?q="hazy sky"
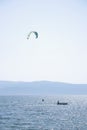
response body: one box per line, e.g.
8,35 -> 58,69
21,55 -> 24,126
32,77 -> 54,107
0,0 -> 87,83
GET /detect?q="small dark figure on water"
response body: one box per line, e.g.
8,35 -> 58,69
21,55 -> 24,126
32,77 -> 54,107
57,100 -> 59,105
42,99 -> 44,102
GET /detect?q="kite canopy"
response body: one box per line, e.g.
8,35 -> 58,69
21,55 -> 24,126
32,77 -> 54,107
27,31 -> 38,39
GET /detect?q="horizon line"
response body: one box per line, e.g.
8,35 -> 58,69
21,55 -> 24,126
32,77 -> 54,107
0,80 -> 87,85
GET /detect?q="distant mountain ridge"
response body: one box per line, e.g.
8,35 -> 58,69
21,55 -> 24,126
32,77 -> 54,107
0,80 -> 87,95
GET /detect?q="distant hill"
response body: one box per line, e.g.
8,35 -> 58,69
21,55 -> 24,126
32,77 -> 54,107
0,81 -> 87,95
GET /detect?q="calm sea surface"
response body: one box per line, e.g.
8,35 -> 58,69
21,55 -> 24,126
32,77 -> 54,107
0,95 -> 87,130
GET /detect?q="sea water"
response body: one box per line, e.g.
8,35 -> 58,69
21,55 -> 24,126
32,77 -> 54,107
0,95 -> 87,130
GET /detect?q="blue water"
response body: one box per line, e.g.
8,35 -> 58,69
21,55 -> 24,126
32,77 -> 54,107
0,95 -> 87,130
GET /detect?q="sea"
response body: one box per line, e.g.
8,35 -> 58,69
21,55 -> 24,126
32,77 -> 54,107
0,95 -> 87,130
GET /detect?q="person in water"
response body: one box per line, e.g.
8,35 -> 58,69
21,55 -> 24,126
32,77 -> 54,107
57,101 -> 59,104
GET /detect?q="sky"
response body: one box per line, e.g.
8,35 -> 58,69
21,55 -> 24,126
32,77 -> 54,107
0,0 -> 87,84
